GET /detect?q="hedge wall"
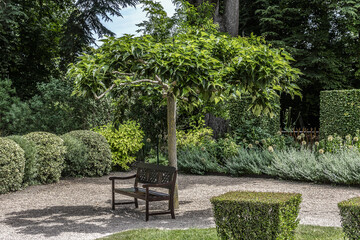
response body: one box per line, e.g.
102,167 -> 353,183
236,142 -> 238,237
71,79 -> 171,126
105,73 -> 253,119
228,96 -> 280,141
211,191 -> 302,240
338,197 -> 360,240
320,89 -> 360,138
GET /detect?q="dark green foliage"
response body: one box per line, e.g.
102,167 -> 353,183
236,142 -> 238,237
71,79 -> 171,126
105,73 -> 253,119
60,0 -> 138,68
6,135 -> 38,186
1,78 -> 114,136
338,197 -> 360,240
238,0 -> 360,127
320,89 -> 360,138
63,130 -> 112,177
0,0 -> 66,99
61,135 -> 89,177
211,191 -> 302,240
113,91 -> 167,162
27,78 -> 113,135
24,132 -> 66,184
0,79 -> 32,135
0,0 -> 137,100
0,138 -> 25,194
228,96 -> 280,142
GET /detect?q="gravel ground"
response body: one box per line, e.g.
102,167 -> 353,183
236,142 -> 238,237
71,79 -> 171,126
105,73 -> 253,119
1,172 -> 360,240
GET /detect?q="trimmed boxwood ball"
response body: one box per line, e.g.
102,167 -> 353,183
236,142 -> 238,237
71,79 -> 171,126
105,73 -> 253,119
338,197 -> 360,240
24,132 -> 66,184
63,130 -> 111,177
211,191 -> 302,240
6,135 -> 38,186
60,134 -> 89,177
0,138 -> 25,194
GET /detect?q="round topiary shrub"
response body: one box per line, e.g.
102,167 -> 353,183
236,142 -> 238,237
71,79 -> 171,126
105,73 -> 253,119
60,134 -> 89,177
0,138 -> 25,194
24,132 -> 66,184
6,135 -> 38,186
63,130 -> 111,177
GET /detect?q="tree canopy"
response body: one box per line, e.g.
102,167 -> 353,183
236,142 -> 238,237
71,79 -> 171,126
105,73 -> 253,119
68,0 -> 301,169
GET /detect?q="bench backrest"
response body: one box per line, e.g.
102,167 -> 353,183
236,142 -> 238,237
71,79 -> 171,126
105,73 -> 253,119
135,162 -> 177,189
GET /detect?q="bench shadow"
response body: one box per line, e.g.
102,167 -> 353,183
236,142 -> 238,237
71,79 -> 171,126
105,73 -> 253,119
3,204 -> 213,238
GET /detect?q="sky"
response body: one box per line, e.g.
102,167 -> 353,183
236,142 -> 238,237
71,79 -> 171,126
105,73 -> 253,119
96,0 -> 176,44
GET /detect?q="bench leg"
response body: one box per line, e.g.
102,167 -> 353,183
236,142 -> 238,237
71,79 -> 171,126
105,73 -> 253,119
169,198 -> 175,219
111,180 -> 115,210
134,198 -> 138,208
145,200 -> 149,221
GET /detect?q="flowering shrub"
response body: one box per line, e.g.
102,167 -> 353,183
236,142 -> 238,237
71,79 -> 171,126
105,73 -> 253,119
177,127 -> 214,149
94,121 -> 144,170
318,131 -> 360,154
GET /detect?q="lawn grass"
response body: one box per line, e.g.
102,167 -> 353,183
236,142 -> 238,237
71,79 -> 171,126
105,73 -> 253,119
99,225 -> 344,240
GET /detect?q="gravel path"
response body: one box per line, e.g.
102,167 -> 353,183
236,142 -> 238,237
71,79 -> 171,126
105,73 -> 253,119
1,172 -> 360,240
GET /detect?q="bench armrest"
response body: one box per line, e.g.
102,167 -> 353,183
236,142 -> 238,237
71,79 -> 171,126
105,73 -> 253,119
109,174 -> 136,181
142,182 -> 172,188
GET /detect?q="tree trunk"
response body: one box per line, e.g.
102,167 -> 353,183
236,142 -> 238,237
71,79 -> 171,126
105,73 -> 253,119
214,0 -> 239,36
167,93 -> 179,209
187,0 -> 239,37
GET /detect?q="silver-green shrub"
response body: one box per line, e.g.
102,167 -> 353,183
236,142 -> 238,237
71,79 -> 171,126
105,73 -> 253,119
178,146 -> 223,175
6,135 -> 38,186
225,148 -> 273,176
24,132 -> 66,184
0,138 -> 25,193
270,148 -> 320,182
319,150 -> 360,184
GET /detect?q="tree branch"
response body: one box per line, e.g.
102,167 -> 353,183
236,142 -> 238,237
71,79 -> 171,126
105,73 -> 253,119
93,78 -> 169,100
93,84 -> 116,100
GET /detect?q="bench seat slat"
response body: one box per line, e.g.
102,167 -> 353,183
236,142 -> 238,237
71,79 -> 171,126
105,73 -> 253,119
114,187 -> 170,200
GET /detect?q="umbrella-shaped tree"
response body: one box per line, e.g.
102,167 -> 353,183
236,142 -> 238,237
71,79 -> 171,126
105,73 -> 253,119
68,0 -> 301,207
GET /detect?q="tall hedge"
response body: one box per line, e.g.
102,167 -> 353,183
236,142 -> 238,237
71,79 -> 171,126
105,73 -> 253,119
24,132 -> 66,184
63,130 -> 112,177
228,96 -> 280,141
320,89 -> 360,138
6,135 -> 38,186
211,191 -> 302,240
0,138 -> 25,194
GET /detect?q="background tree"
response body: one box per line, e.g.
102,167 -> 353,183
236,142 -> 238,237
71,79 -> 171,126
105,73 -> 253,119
0,0 -> 137,100
68,0 -> 301,206
238,0 -> 360,127
186,0 -> 360,127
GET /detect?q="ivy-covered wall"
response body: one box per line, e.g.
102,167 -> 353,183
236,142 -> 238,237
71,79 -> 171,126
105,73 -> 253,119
320,89 -> 360,138
228,97 -> 280,141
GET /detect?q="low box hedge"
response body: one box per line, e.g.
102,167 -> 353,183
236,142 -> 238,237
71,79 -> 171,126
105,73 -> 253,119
338,197 -> 360,240
210,191 -> 302,240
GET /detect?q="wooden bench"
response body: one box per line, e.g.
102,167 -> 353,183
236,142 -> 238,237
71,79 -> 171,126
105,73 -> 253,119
109,162 -> 177,221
